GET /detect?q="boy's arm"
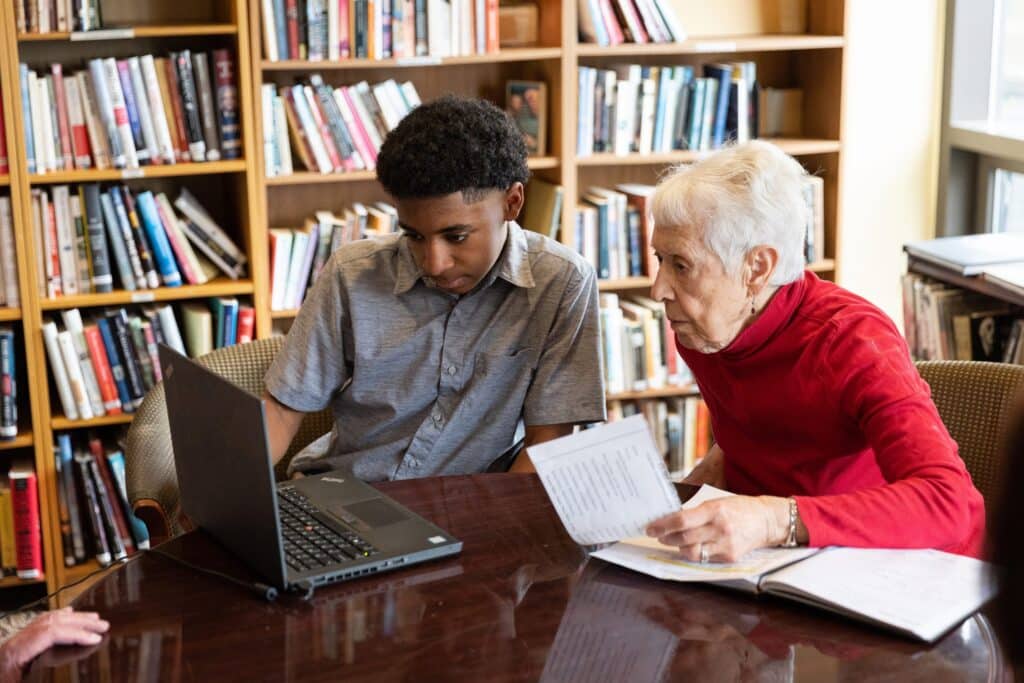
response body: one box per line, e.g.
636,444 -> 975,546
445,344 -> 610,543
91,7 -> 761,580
508,423 -> 575,473
263,391 -> 305,465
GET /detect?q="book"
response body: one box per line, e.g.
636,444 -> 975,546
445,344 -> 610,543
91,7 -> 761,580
8,464 -> 43,579
530,416 -> 997,644
0,484 -> 15,573
0,328 -> 16,439
74,449 -> 112,565
904,233 -> 1024,276
56,434 -> 87,565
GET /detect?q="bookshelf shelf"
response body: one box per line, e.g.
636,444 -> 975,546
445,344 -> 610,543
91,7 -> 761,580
271,308 -> 299,319
908,258 -> 1024,308
265,156 -> 560,186
0,575 -> 45,588
51,413 -> 135,430
575,34 -> 845,57
0,175 -> 8,186
260,47 -> 563,71
0,307 -> 21,321
64,559 -> 103,584
17,23 -> 239,42
607,385 -> 699,401
27,160 -> 248,185
0,433 -> 34,450
808,259 -> 836,273
576,139 -> 841,167
599,277 -> 654,291
38,280 -> 256,311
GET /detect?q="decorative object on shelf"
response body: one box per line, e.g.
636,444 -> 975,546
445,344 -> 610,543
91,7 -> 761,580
506,79 -> 546,155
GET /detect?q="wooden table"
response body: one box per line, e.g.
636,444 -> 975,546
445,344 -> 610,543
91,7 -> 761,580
27,474 -> 1012,681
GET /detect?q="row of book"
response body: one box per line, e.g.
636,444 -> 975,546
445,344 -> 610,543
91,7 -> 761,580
600,292 -> 693,396
20,50 -> 240,174
261,0 -> 501,62
578,0 -> 687,47
270,202 -> 397,310
31,184 -> 247,300
901,272 -> 1024,363
0,463 -> 43,579
15,0 -> 103,33
608,396 -> 711,477
571,176 -> 825,282
0,198 -> 22,306
577,62 -> 760,157
54,433 -> 149,569
262,76 -> 421,176
42,304 -> 253,422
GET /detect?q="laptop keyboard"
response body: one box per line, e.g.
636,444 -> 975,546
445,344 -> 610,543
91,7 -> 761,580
277,488 -> 378,574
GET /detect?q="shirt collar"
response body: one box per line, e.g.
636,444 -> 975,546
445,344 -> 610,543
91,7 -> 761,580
392,221 -> 535,296
719,270 -> 811,359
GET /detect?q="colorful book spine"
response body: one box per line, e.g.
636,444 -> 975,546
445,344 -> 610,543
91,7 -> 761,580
212,49 -> 242,159
19,64 -> 36,174
135,191 -> 182,287
9,466 -> 43,579
97,317 -> 134,413
56,434 -> 86,565
0,328 -> 16,439
105,451 -> 150,550
74,451 -> 112,565
80,185 -> 113,292
115,59 -> 150,165
83,324 -> 122,414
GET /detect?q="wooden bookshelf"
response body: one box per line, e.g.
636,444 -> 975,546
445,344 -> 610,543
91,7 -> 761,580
607,385 -> 699,402
270,308 -> 299,319
0,0 -> 261,595
0,574 -> 46,588
17,23 -> 239,42
261,47 -> 563,71
264,156 -> 560,187
575,34 -> 845,57
576,139 -> 841,166
0,175 -> 9,186
0,432 -> 34,450
27,160 -> 248,185
38,279 -> 255,310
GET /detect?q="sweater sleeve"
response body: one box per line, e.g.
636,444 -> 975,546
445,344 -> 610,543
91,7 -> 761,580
794,312 -> 985,556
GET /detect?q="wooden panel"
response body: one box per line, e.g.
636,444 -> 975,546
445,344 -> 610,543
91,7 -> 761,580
261,48 -> 561,71
81,0 -> 232,25
663,0 -> 808,35
18,24 -> 237,41
26,161 -> 247,185
808,0 -> 847,35
37,279 -> 255,311
15,35 -> 239,69
576,35 -> 843,56
796,48 -> 844,139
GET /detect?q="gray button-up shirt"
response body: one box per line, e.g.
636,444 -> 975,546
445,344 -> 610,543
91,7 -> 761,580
264,221 -> 606,481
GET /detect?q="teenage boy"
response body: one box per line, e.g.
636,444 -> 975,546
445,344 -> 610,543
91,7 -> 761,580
263,95 -> 605,480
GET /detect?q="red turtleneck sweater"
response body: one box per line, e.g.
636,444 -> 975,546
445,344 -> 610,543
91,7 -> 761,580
676,271 -> 985,557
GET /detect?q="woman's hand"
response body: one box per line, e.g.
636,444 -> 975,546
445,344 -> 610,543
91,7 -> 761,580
645,495 -> 792,563
683,443 -> 726,488
0,608 -> 109,677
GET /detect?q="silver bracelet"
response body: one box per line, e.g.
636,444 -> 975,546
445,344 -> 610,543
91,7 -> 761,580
782,498 -> 799,548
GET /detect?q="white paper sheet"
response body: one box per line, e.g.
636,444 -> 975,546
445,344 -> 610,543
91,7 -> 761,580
529,414 -> 682,545
591,484 -> 818,584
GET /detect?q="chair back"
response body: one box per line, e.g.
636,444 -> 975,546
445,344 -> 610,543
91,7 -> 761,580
916,360 -> 1024,510
124,337 -> 333,541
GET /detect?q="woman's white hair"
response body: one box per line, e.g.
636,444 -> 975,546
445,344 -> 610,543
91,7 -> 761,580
651,140 -> 809,286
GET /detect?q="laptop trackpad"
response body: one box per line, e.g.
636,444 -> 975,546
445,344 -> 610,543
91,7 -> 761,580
336,499 -> 409,528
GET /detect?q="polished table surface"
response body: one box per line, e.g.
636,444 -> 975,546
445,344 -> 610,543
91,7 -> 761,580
27,474 -> 1012,682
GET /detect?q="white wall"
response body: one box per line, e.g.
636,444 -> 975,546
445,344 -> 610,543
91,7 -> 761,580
838,0 -> 946,328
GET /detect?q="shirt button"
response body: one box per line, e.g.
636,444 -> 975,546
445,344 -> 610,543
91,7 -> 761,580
446,365 -> 457,376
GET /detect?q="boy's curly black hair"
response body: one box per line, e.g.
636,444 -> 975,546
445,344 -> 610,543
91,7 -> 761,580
376,94 -> 530,201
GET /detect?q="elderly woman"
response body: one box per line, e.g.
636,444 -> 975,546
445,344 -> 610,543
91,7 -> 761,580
644,141 -> 985,563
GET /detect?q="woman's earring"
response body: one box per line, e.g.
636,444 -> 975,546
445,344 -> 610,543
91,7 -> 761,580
750,297 -> 756,315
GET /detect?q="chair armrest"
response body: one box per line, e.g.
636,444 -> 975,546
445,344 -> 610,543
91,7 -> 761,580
133,499 -> 172,547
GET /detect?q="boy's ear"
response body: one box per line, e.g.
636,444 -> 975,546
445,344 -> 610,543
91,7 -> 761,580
505,182 -> 525,221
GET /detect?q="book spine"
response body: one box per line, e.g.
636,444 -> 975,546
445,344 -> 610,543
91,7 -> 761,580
83,324 -> 121,414
173,188 -> 246,263
0,200 -> 19,307
178,220 -> 241,280
63,78 -> 92,169
128,317 -> 155,391
53,441 -> 76,565
153,193 -> 202,285
71,195 -> 93,294
135,191 -> 182,287
162,56 -> 192,163
139,55 -> 176,164
89,438 -> 134,556
101,57 -> 140,168
43,77 -> 60,171
141,321 -> 161,383
237,305 -> 255,344
9,469 -> 43,579
156,305 -> 186,356
74,452 -> 112,565
0,487 -> 15,572
191,52 -> 221,162
97,192 -> 135,291
115,59 -> 150,165
110,187 -> 154,289
19,65 -> 36,174
86,58 -> 125,168
173,50 -> 206,162
57,329 -> 94,419
77,71 -> 111,169
311,76 -> 359,169
52,186 -> 79,295
212,50 -> 241,160
126,57 -> 161,165
0,329 -> 16,439
56,434 -> 87,564
108,310 -> 145,408
80,185 -> 112,292
62,308 -> 105,416
97,317 -> 133,412
105,451 -> 150,550
50,64 -> 75,170
42,321 -> 78,420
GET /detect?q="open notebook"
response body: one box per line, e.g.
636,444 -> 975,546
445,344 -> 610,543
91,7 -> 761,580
528,416 -> 998,644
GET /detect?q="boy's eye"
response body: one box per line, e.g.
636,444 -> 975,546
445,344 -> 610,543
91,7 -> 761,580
447,233 -> 468,244
403,232 -> 424,242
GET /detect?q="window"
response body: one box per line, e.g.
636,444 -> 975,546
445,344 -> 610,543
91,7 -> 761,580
994,0 -> 1024,127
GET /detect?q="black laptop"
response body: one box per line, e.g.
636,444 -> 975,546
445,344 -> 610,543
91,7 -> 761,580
160,345 -> 462,592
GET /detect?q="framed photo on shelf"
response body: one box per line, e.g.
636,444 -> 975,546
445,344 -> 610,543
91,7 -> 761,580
506,80 -> 547,156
